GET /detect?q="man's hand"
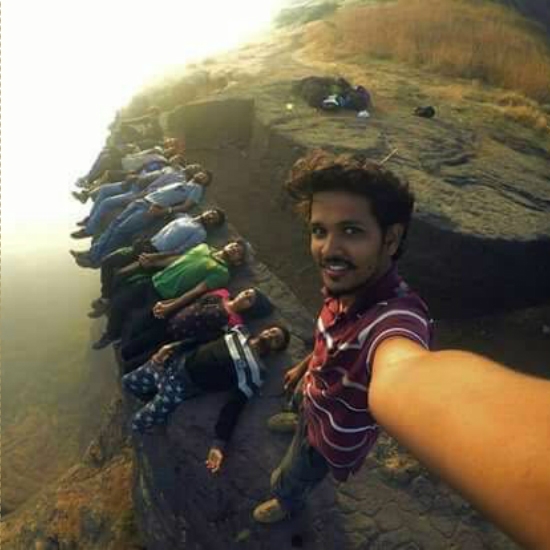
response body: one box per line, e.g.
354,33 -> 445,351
205,447 -> 224,474
284,364 -> 306,392
151,344 -> 177,367
152,299 -> 178,319
138,253 -> 158,268
147,204 -> 168,217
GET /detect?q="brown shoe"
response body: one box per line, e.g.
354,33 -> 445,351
71,228 -> 91,239
253,498 -> 289,524
267,412 -> 299,434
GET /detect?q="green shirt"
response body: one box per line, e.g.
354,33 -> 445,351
152,243 -> 230,299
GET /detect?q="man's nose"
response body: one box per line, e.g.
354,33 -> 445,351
321,232 -> 341,256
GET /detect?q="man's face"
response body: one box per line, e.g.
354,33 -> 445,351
223,242 -> 245,266
310,191 -> 397,299
259,327 -> 286,352
234,288 -> 256,310
202,210 -> 221,227
194,171 -> 209,185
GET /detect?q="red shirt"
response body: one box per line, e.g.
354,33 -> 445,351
302,264 -> 433,481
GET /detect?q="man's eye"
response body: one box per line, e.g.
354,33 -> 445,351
311,226 -> 325,237
344,227 -> 362,236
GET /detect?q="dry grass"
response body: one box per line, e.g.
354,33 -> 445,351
494,92 -> 550,130
303,0 -> 550,102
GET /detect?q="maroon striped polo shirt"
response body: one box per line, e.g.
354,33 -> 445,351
302,264 -> 433,481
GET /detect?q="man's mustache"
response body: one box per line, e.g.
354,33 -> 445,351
320,257 -> 356,269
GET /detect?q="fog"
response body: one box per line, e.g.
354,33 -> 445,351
1,0 -> 285,511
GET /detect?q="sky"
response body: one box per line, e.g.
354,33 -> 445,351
1,0 -> 286,254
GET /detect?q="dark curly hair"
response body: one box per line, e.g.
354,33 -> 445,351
285,152 -> 414,259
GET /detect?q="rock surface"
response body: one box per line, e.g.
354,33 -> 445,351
169,87 -> 550,318
128,221 -> 520,550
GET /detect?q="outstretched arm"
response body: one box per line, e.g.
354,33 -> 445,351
152,281 -> 210,319
206,390 -> 249,474
370,337 -> 550,550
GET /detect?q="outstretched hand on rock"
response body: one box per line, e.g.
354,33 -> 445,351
284,364 -> 305,392
205,447 -> 224,474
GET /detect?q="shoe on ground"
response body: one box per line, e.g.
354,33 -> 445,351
73,253 -> 96,269
87,308 -> 105,319
267,412 -> 299,434
71,190 -> 89,204
76,217 -> 89,227
71,228 -> 91,239
92,333 -> 115,350
75,177 -> 89,188
70,249 -> 88,259
91,297 -> 109,309
253,498 -> 289,524
76,256 -> 94,268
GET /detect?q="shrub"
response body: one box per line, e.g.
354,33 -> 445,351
304,0 -> 550,102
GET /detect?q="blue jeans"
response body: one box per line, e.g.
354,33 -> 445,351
122,357 -> 201,432
271,409 -> 329,514
86,182 -> 138,235
88,200 -> 151,265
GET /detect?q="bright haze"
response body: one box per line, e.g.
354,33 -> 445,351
0,0 -> 285,511
2,0 -> 285,253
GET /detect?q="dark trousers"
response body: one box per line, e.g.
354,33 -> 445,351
120,306 -> 169,362
100,240 -> 156,299
87,150 -> 123,182
271,410 -> 330,514
106,280 -> 160,339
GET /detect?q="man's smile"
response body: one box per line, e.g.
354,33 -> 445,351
320,258 -> 356,278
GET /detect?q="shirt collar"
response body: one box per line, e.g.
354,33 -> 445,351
321,263 -> 402,319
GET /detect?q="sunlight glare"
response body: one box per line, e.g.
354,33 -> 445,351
2,0 -> 285,251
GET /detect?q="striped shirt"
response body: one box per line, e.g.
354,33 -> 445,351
302,264 -> 432,481
224,326 -> 265,398
180,325 -> 265,445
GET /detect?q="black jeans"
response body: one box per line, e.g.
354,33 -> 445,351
106,280 -> 160,339
120,306 -> 169,361
100,239 -> 156,299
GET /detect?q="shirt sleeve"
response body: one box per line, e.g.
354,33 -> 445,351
213,389 -> 249,448
134,170 -> 163,190
366,304 -> 432,370
145,171 -> 172,192
185,184 -> 204,206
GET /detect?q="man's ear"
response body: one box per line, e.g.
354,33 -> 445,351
384,224 -> 404,256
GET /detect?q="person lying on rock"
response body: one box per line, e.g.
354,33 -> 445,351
120,287 -> 274,369
75,142 -> 170,191
74,142 -> 142,189
87,208 -> 226,318
72,153 -> 189,205
70,160 -> 207,238
91,240 -> 248,350
251,155 -> 550,550
69,169 -> 213,268
122,323 -> 291,474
